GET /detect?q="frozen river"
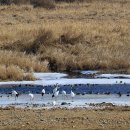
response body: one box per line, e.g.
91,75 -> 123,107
0,71 -> 130,108
0,93 -> 130,108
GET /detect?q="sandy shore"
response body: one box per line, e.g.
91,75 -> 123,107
0,106 -> 130,130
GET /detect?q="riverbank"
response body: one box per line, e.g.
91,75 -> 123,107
0,106 -> 130,130
0,0 -> 130,81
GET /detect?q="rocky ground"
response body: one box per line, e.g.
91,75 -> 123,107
0,106 -> 130,130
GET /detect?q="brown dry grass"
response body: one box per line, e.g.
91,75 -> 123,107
0,64 -> 36,81
0,50 -> 48,80
0,0 -> 130,79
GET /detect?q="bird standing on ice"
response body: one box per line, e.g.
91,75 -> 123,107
52,83 -> 60,100
41,88 -> 45,97
71,90 -> 75,102
70,85 -> 75,102
29,91 -> 34,102
53,83 -> 59,94
62,90 -> 67,99
52,90 -> 59,101
12,90 -> 19,100
52,100 -> 56,106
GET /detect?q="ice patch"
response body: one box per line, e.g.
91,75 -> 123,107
0,94 -> 130,108
0,72 -> 130,86
80,70 -> 98,75
33,72 -> 67,80
74,70 -> 99,75
96,74 -> 130,79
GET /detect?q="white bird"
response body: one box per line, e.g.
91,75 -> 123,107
62,90 -> 67,99
52,100 -> 56,106
62,90 -> 66,95
70,90 -> 75,102
53,83 -> 59,94
41,88 -> 45,97
52,90 -> 59,101
29,91 -> 34,101
12,90 -> 19,100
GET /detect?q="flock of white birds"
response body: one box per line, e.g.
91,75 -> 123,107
11,83 -> 75,106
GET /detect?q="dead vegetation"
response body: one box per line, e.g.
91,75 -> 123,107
0,0 -> 56,9
0,0 -> 130,80
0,50 -> 48,80
32,0 -> 56,9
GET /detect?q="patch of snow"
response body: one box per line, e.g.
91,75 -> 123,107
33,72 -> 67,80
80,70 -> 98,75
96,74 -> 130,79
38,78 -> 130,86
0,72 -> 130,86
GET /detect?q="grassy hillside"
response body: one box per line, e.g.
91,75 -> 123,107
0,0 -> 130,80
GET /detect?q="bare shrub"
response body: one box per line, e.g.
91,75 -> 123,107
30,29 -> 54,53
31,0 -> 56,9
0,65 -> 7,80
0,0 -> 31,5
0,1 -> 130,73
0,65 -> 24,80
59,27 -> 85,45
0,65 -> 37,81
55,0 -> 85,2
0,0 -> 13,5
0,50 -> 48,72
0,51 -> 48,80
127,69 -> 130,74
6,65 -> 24,80
13,0 -> 31,5
24,73 -> 36,80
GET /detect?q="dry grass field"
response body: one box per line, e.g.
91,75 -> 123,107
0,0 -> 130,80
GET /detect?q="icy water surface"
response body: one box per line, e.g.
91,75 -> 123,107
0,84 -> 130,94
0,84 -> 130,107
0,94 -> 130,108
0,71 -> 130,108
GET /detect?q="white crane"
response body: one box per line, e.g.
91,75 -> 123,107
70,90 -> 75,102
41,88 -> 45,97
53,83 -> 59,94
12,90 -> 19,100
52,90 -> 59,101
62,90 -> 67,99
29,91 -> 34,102
70,85 -> 75,102
52,100 -> 56,106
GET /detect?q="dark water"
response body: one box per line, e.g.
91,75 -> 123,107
0,84 -> 130,95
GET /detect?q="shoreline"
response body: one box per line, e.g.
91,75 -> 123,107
0,105 -> 130,130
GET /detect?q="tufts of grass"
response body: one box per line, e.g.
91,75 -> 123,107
59,27 -> 85,45
30,29 -> 55,53
0,1 -> 130,75
6,65 -> 24,80
0,50 -> 48,72
0,0 -> 31,5
0,0 -> 56,9
0,50 -> 48,80
0,65 -> 35,81
1,28 -> 55,54
127,69 -> 130,74
14,0 -> 31,5
24,73 -> 36,80
55,0 -> 86,2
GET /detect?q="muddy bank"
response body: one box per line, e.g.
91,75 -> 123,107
1,106 -> 130,130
